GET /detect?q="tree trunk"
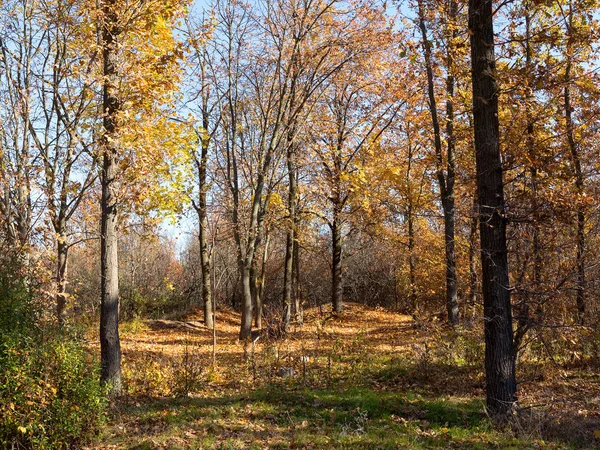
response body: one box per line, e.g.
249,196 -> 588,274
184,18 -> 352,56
417,0 -> 459,325
56,233 -> 68,325
407,204 -> 417,312
468,194 -> 478,321
515,12 -> 537,351
199,218 -> 213,328
469,0 -> 517,418
331,207 -> 343,314
239,262 -> 253,340
283,144 -> 297,331
444,0 -> 459,325
443,197 -> 458,324
293,231 -> 303,325
250,263 -> 259,326
198,113 -> 213,328
526,11 -> 543,324
100,0 -> 122,395
564,29 -> 585,324
255,231 -> 269,329
283,228 -> 294,329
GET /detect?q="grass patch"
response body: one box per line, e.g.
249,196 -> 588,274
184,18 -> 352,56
93,304 -> 593,449
101,384 -> 572,449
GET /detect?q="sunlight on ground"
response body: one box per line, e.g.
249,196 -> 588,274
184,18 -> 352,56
87,303 -> 599,449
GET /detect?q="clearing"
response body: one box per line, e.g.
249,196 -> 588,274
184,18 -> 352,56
90,303 -> 600,449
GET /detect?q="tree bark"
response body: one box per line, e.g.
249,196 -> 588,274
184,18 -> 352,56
331,203 -> 343,314
293,230 -> 303,325
100,0 -> 122,395
283,145 -> 297,330
469,0 -> 517,418
407,203 -> 417,312
250,263 -> 259,325
283,226 -> 294,329
255,231 -> 269,329
417,0 -> 459,325
468,195 -> 478,322
197,130 -> 213,328
56,232 -> 68,325
239,263 -> 253,340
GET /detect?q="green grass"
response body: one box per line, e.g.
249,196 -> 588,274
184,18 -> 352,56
98,312 -> 596,449
101,383 -> 572,449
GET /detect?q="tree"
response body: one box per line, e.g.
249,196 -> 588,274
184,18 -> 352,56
0,0 -> 37,263
30,0 -> 97,324
309,34 -> 402,314
98,0 -> 189,393
468,0 -> 517,418
185,14 -> 220,329
416,0 -> 460,325
99,0 -> 122,394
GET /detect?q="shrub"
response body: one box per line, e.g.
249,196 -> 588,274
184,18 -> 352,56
0,262 -> 106,449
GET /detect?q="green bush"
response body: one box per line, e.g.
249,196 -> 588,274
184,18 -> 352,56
0,262 -> 106,449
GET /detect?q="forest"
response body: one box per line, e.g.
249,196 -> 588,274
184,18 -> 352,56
0,0 -> 599,447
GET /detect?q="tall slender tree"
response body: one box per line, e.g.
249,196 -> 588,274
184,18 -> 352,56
416,0 -> 459,325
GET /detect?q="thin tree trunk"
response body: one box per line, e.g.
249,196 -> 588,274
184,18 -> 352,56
100,0 -> 122,394
564,14 -> 585,323
469,0 -> 517,418
197,131 -> 213,328
255,231 -> 269,329
283,229 -> 294,329
516,10 -> 538,350
56,231 -> 68,325
417,0 -> 459,325
250,263 -> 259,325
406,132 -> 417,314
293,230 -> 302,325
408,204 -> 417,312
443,0 -> 459,325
283,144 -> 297,331
468,195 -> 478,322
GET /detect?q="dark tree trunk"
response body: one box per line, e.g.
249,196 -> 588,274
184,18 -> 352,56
283,228 -> 293,329
250,264 -> 258,322
100,0 -> 122,395
515,12 -> 539,350
526,12 -> 543,324
417,0 -> 459,325
283,144 -> 297,331
293,231 -> 302,325
443,197 -> 458,324
407,204 -> 417,312
469,0 -> 517,418
443,0 -> 459,325
564,30 -> 585,324
405,133 -> 418,314
331,205 -> 343,314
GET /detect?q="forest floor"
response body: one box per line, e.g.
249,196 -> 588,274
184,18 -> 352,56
88,303 -> 600,449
